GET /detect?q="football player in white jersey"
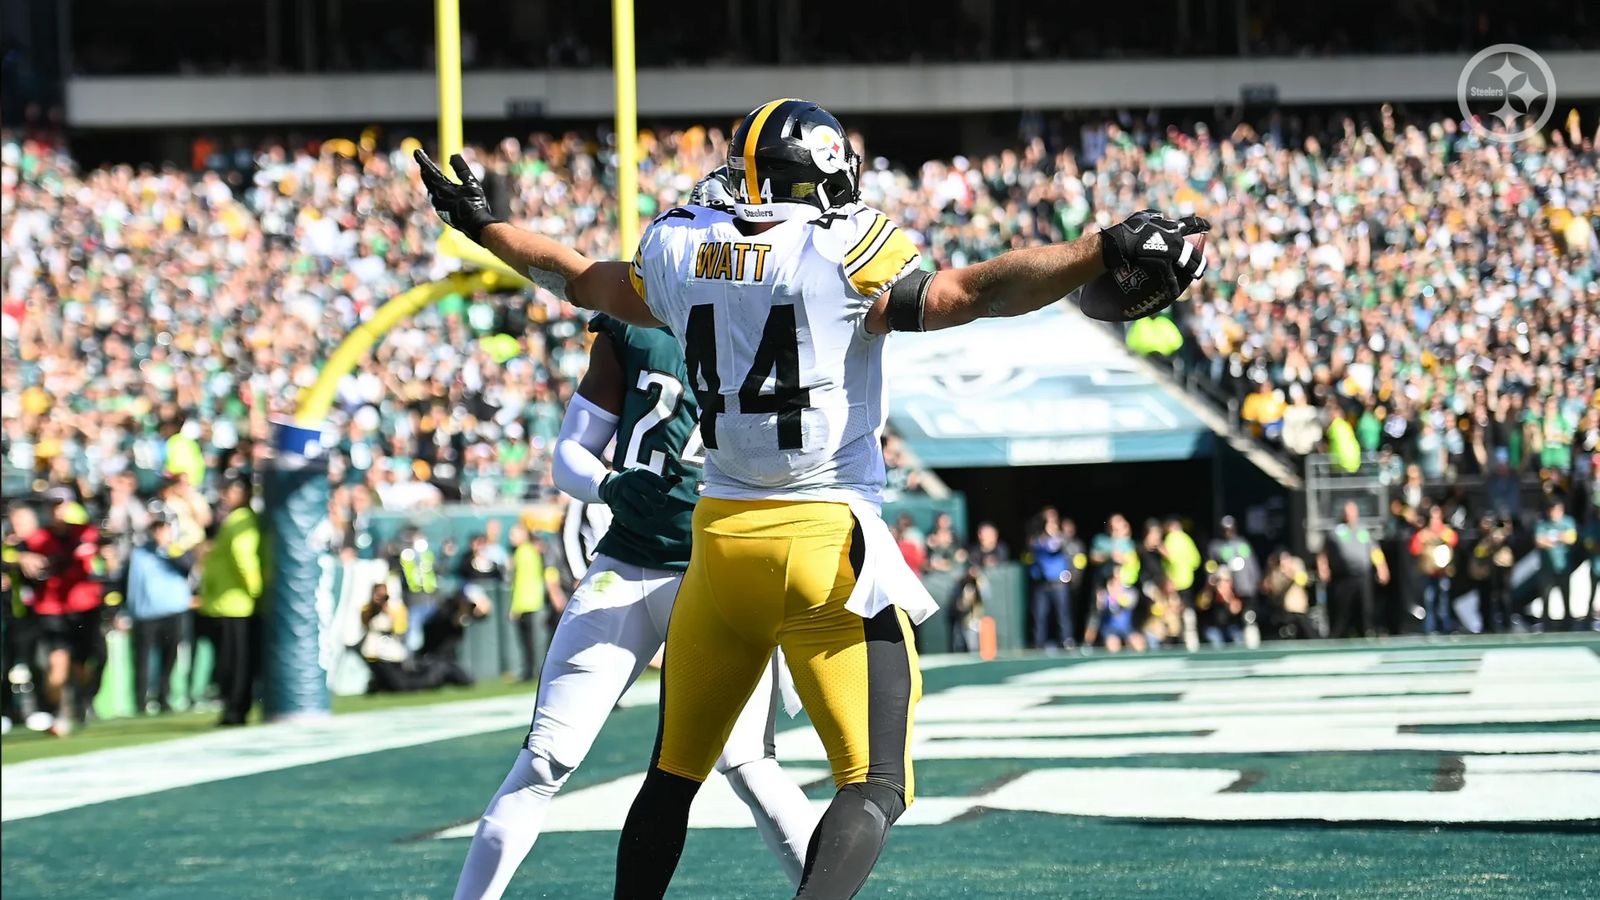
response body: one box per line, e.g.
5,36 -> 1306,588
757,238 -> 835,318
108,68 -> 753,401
419,101 -> 1207,899
418,161 -> 816,899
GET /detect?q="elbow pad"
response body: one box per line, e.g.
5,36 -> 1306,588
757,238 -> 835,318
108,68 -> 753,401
886,270 -> 933,332
553,393 -> 620,503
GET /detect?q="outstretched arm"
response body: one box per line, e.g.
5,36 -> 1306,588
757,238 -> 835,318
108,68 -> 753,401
866,211 -> 1208,333
415,150 -> 660,326
917,234 -> 1107,331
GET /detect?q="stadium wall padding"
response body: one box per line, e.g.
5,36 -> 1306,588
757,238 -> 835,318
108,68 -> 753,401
263,463 -> 333,718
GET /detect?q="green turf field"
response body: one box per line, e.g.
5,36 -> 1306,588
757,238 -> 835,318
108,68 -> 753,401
4,636 -> 1598,899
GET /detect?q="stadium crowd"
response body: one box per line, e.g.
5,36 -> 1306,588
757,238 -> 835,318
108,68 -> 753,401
4,102 -> 1599,733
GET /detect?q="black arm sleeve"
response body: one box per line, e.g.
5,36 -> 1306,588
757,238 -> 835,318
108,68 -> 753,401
886,270 -> 934,333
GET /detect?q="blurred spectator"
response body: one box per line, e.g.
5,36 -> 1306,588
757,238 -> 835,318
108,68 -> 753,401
420,584 -> 490,685
395,530 -> 442,608
880,434 -> 932,501
1161,517 -> 1202,608
1534,501 -> 1578,632
894,514 -> 928,576
196,478 -> 262,726
100,470 -> 153,578
1485,456 -> 1522,523
1090,514 -> 1136,591
946,563 -> 985,654
1124,312 -> 1183,358
508,524 -> 557,682
1206,516 -> 1261,610
1325,400 -> 1361,474
361,582 -> 443,693
3,506 -> 45,731
1136,519 -> 1167,597
1027,507 -> 1074,650
1408,504 -> 1459,635
1196,570 -> 1245,648
1467,513 -> 1517,634
1583,504 -> 1600,632
1280,385 -> 1322,456
968,521 -> 1011,568
1317,501 -> 1390,638
20,493 -> 107,736
1088,561 -> 1143,654
121,515 -> 196,714
1241,382 -> 1286,443
459,530 -> 508,594
924,513 -> 964,575
1139,574 -> 1183,650
1263,551 -> 1315,639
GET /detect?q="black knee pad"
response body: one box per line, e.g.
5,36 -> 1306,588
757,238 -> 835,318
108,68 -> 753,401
841,780 -> 906,828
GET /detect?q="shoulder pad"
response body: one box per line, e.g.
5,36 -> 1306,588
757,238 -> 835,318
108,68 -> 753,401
649,205 -> 723,229
825,203 -> 921,299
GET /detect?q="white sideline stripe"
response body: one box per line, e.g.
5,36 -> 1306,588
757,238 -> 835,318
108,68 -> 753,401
1,694 -> 538,822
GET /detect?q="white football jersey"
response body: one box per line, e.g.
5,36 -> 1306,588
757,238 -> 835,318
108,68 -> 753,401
630,201 -> 921,505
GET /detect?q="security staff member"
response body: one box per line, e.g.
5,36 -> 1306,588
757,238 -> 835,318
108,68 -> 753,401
1317,501 -> 1391,638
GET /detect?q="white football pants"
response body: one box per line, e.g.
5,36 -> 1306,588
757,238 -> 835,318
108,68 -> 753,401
452,554 -> 816,899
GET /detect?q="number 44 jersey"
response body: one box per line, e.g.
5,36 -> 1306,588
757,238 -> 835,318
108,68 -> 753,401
630,201 -> 922,507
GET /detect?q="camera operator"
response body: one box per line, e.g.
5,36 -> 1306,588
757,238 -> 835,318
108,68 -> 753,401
361,583 -> 469,693
419,584 -> 491,686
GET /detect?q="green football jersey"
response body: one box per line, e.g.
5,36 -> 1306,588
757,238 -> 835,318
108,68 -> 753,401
588,314 -> 702,570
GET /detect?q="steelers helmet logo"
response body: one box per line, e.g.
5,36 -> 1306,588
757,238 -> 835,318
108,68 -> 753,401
806,125 -> 847,174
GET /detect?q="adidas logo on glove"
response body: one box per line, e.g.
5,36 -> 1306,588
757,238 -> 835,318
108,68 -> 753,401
1141,233 -> 1168,252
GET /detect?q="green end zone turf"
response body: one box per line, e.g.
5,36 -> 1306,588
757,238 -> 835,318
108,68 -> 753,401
4,637 -> 1598,899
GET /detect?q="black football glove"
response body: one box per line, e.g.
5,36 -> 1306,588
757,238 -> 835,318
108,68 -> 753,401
414,149 -> 503,245
597,468 -> 673,521
1100,210 -> 1211,299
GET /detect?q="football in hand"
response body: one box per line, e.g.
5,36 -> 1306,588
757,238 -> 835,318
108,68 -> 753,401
1077,232 -> 1207,323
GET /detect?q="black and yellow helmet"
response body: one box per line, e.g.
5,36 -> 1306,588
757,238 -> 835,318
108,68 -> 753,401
727,98 -> 860,222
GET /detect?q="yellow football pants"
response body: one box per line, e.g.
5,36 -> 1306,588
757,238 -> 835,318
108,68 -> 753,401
655,497 -> 921,803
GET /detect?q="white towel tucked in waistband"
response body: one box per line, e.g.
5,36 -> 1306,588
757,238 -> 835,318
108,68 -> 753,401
843,498 -> 939,627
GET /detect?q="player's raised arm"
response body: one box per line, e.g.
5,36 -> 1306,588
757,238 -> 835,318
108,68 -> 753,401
414,149 -> 661,327
866,210 -> 1209,333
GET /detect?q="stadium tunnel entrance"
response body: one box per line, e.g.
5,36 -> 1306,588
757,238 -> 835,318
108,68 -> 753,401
937,457 -> 1218,557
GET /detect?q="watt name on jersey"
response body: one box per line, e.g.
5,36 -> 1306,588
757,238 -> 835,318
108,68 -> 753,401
629,202 -> 920,505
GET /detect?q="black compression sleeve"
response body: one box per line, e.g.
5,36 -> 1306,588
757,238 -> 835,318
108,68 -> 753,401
885,270 -> 933,332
